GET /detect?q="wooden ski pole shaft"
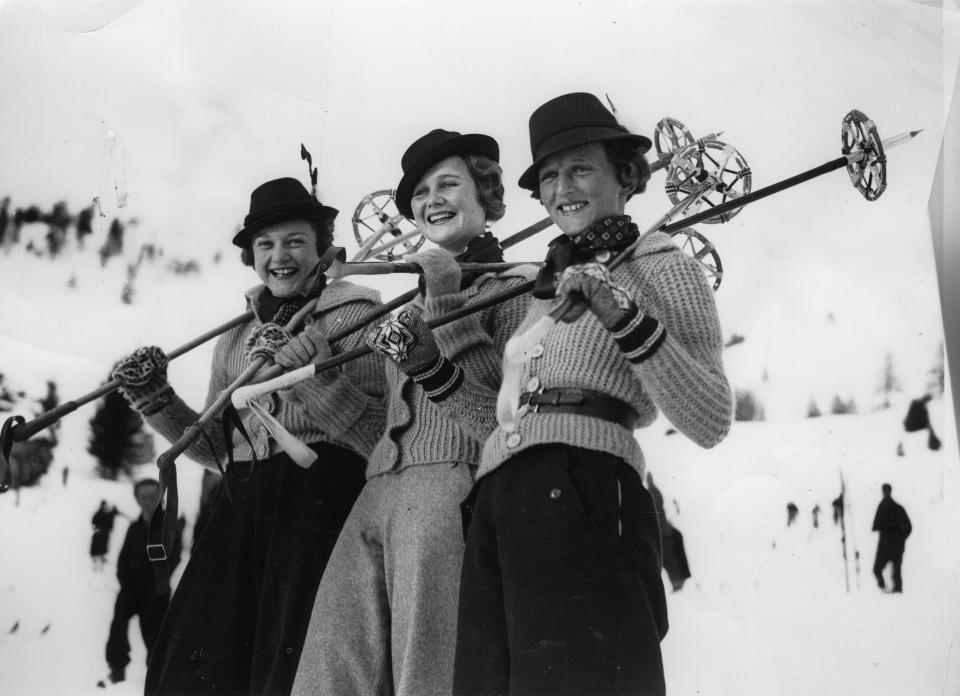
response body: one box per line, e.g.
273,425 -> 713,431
330,260 -> 539,278
6,310 -> 255,443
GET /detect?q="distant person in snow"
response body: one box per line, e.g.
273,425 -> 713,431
76,203 -> 94,248
647,473 -> 692,592
100,479 -> 183,687
786,502 -> 799,527
871,483 -> 912,594
0,196 -> 9,248
90,500 -> 120,571
903,393 -> 941,451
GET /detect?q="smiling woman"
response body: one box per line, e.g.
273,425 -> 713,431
292,129 -> 539,696
109,176 -> 388,696
447,93 -> 735,696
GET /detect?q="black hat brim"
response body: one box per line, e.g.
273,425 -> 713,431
232,201 -> 339,248
395,133 -> 499,220
517,128 -> 652,192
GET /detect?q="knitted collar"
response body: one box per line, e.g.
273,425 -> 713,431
533,215 -> 638,299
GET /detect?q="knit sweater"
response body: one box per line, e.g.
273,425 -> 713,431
364,266 -> 537,479
145,279 -> 387,469
467,230 -> 732,480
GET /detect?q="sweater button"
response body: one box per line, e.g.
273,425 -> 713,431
525,376 -> 541,392
506,433 -> 522,448
549,488 -> 562,500
531,344 -> 544,358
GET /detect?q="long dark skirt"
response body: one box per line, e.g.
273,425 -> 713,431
144,443 -> 366,696
454,444 -> 668,696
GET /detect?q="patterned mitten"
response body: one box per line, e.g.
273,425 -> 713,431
556,262 -> 666,363
111,346 -> 174,415
366,309 -> 463,402
246,322 -> 293,362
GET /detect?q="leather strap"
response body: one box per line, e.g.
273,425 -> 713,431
519,388 -> 639,431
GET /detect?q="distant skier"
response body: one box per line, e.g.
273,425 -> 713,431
646,473 -> 692,592
871,483 -> 912,593
786,502 -> 799,527
100,479 -> 183,687
90,500 -> 120,571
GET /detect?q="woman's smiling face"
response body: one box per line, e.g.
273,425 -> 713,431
251,220 -> 321,297
411,156 -> 486,254
537,142 -> 627,236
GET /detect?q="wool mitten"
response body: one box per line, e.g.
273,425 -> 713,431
366,309 -> 463,402
408,248 -> 462,297
245,322 -> 292,362
111,346 -> 174,415
273,323 -> 333,370
556,262 -> 666,363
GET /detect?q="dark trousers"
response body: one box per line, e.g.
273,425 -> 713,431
873,539 -> 905,592
144,444 -> 366,696
454,445 -> 668,696
106,587 -> 169,671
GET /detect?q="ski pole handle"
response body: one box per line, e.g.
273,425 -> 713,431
231,364 -> 316,408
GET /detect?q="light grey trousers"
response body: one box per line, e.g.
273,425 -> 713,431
291,462 -> 473,696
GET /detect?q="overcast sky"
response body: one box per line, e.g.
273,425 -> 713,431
0,0 -> 958,417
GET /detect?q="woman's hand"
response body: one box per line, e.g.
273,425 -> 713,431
111,346 -> 174,415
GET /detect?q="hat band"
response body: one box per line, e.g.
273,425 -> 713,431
531,123 -> 632,160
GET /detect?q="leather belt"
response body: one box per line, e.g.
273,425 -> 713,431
518,388 -> 640,431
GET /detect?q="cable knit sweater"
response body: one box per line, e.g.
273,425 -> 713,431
144,279 -> 388,469
445,230 -> 732,480
363,265 -> 537,479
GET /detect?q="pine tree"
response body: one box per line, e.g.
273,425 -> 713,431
807,398 -> 822,418
876,352 -> 902,409
87,391 -> 152,479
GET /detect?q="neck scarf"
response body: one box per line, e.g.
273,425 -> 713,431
257,277 -> 327,327
532,215 -> 638,299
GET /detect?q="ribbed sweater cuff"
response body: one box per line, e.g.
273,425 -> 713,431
409,354 -> 464,403
609,303 -> 667,363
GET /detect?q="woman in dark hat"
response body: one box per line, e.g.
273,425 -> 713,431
292,130 -> 537,696
110,177 -> 387,696
450,93 -> 734,695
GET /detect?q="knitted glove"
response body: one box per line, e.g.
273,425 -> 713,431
246,322 -> 292,362
556,262 -> 666,364
111,346 -> 174,415
274,323 -> 333,370
408,248 -> 462,297
555,262 -> 635,329
366,309 -> 463,402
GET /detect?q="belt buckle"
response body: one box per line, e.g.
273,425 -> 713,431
146,544 -> 168,562
525,386 -> 545,413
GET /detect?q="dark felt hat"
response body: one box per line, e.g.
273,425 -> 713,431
395,129 -> 499,220
232,177 -> 338,248
518,92 -> 652,192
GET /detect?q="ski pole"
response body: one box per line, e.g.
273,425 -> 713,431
155,212 -> 559,469
328,260 -> 540,278
3,310 -> 255,444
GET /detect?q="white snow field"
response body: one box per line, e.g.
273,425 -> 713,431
0,242 -> 956,695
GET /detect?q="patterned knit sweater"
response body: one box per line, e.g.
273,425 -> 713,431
446,231 -> 733,480
363,265 -> 537,479
144,279 -> 388,470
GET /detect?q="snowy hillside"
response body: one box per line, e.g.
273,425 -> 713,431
0,236 -> 957,695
